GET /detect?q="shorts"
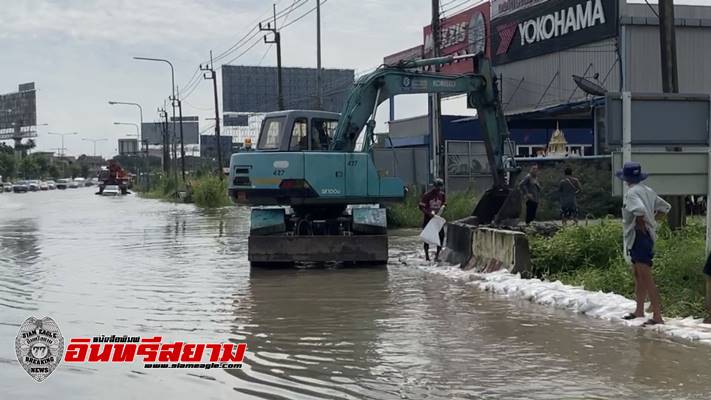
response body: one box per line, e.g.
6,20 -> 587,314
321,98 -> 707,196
629,231 -> 654,266
560,206 -> 578,219
704,253 -> 711,276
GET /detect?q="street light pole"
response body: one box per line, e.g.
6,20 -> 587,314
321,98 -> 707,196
133,56 -> 181,185
48,132 -> 78,157
82,138 -> 108,157
113,122 -> 140,153
108,101 -> 144,151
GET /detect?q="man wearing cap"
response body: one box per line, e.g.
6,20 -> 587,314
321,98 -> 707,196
419,179 -> 446,262
617,162 -> 671,326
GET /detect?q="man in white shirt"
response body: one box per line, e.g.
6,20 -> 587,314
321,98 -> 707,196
617,162 -> 671,326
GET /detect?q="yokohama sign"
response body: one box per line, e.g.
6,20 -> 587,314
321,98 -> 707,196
491,0 -> 618,65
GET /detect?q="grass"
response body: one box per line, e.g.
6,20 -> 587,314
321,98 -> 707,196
530,219 -> 708,318
190,175 -> 231,208
387,187 -> 477,228
135,173 -> 231,209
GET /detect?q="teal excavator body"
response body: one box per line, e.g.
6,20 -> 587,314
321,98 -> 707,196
229,55 -> 520,267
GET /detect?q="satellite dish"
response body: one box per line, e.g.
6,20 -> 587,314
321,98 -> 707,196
572,75 -> 607,96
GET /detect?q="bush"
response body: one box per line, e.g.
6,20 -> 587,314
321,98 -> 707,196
191,175 -> 230,208
531,219 -> 709,318
529,219 -> 623,277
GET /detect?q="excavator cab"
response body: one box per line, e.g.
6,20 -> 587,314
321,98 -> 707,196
256,110 -> 340,152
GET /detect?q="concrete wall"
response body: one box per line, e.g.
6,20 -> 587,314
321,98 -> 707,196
444,218 -> 532,275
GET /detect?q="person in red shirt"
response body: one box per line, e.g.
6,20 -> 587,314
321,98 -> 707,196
419,178 -> 446,261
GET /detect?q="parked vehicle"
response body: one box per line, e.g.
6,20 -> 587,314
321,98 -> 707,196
45,180 -> 56,190
39,181 -> 49,190
12,181 -> 29,193
101,185 -> 121,196
68,180 -> 79,189
56,179 -> 69,190
28,180 -> 40,191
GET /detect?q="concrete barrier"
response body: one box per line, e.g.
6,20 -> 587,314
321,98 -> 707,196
443,219 -> 531,275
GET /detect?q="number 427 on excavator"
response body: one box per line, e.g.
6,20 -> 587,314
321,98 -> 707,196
228,54 -> 521,267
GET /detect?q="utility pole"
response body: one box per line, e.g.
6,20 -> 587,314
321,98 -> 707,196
201,50 -> 224,178
316,0 -> 322,110
260,4 -> 284,110
159,108 -> 170,173
430,0 -> 443,182
176,88 -> 186,183
658,0 -> 684,229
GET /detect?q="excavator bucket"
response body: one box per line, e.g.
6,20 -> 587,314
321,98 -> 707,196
471,186 -> 522,225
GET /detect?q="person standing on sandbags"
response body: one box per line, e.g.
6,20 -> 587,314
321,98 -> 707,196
617,162 -> 671,326
419,178 -> 446,262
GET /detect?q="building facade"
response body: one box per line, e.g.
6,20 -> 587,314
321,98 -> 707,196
381,0 -> 711,191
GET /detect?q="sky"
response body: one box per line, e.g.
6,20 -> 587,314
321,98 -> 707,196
1,0 -> 710,157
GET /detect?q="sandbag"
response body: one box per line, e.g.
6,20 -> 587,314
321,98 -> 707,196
419,215 -> 446,246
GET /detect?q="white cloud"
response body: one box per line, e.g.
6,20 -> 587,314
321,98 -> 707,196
0,0 -> 434,157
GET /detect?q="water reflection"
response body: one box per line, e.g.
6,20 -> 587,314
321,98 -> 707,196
1,191 -> 711,399
0,218 -> 44,311
228,268 -> 390,399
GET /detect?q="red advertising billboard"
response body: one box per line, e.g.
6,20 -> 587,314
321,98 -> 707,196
423,2 -> 491,74
383,45 -> 423,66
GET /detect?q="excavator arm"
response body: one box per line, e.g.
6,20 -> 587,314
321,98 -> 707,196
331,55 -> 520,223
331,58 -> 486,152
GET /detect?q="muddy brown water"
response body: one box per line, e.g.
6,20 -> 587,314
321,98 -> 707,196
1,189 -> 710,399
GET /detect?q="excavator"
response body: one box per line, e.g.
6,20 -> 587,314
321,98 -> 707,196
228,54 -> 520,267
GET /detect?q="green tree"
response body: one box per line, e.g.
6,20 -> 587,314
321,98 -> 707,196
19,156 -> 40,179
69,164 -> 81,179
0,143 -> 14,155
48,164 -> 60,179
0,153 -> 17,179
80,164 -> 90,178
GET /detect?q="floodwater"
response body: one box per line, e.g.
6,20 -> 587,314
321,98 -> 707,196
1,188 -> 711,400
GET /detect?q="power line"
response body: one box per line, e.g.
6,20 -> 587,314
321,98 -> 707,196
210,0 -> 307,65
280,0 -> 328,30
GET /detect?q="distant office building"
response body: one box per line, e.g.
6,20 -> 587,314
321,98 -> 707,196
200,135 -> 233,161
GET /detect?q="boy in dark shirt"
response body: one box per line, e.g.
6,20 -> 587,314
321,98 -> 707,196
419,179 -> 446,261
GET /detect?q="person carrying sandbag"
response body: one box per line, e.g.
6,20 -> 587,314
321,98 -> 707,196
419,178 -> 446,262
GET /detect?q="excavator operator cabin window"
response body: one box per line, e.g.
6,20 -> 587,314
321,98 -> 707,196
311,119 -> 338,150
258,117 -> 285,150
289,118 -> 309,151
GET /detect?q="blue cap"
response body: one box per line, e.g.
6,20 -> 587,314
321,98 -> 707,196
615,161 -> 648,183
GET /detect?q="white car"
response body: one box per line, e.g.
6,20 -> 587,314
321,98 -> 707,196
68,180 -> 79,189
45,180 -> 56,190
39,181 -> 49,190
101,185 -> 120,196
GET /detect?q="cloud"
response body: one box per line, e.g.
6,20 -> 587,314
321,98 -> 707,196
0,0 -> 433,157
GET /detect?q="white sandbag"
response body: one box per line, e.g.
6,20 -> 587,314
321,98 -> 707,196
420,215 -> 446,246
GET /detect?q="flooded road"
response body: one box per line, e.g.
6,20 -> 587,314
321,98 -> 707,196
1,189 -> 711,399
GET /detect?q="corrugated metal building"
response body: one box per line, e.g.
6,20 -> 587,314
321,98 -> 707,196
498,2 -> 711,114
381,1 -> 711,190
